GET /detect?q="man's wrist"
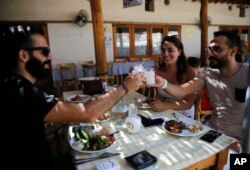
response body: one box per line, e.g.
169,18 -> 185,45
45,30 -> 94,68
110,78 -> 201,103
121,82 -> 129,94
161,79 -> 168,89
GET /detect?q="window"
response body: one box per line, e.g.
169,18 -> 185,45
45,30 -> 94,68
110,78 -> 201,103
113,24 -> 181,61
115,26 -> 131,57
133,26 -> 148,57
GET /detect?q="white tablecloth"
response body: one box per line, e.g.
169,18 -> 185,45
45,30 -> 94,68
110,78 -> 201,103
64,91 -> 235,170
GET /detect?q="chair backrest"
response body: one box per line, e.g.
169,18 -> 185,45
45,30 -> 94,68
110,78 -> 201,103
79,61 -> 95,65
98,74 -> 115,86
98,62 -> 119,86
57,63 -> 78,92
114,58 -> 128,63
195,86 -> 213,122
141,86 -> 158,99
141,57 -> 152,61
129,58 -> 140,62
79,61 -> 96,77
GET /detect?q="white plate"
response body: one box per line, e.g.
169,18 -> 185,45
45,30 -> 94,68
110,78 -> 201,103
162,117 -> 203,137
68,126 -> 116,153
65,94 -> 92,103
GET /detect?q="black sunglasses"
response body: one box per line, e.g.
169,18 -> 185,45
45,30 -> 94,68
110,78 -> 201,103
23,47 -> 50,57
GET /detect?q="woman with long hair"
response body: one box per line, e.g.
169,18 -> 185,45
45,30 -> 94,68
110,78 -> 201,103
149,36 -> 196,118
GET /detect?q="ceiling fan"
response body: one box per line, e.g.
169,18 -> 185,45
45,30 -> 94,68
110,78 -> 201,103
74,9 -> 88,27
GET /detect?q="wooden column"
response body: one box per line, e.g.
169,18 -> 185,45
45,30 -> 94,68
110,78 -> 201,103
89,0 -> 107,75
200,0 -> 208,67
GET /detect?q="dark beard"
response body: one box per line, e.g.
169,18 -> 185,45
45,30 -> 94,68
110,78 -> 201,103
25,55 -> 51,79
208,56 -> 228,69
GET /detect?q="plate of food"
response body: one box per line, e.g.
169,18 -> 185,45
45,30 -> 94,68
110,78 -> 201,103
66,94 -> 92,103
96,112 -> 111,124
134,98 -> 156,109
162,117 -> 203,137
68,126 -> 117,153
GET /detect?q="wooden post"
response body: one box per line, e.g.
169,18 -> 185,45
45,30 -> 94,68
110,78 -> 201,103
89,0 -> 107,75
200,0 -> 208,67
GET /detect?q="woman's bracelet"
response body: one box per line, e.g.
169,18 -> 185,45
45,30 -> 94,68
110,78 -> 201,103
121,82 -> 129,94
161,79 -> 168,89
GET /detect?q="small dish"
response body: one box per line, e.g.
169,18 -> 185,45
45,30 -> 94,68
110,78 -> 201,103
66,94 -> 92,103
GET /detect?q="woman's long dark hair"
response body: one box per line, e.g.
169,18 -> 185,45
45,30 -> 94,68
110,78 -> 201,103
159,36 -> 188,83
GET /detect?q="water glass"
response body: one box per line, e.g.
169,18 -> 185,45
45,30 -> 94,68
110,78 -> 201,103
125,115 -> 142,134
110,101 -> 129,127
132,64 -> 144,75
128,103 -> 137,115
145,68 -> 155,85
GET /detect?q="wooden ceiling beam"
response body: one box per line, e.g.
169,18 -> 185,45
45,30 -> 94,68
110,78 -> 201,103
190,0 -> 250,5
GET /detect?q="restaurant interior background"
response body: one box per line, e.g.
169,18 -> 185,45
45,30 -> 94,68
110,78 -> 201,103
1,0 -> 249,161
0,0 -> 249,94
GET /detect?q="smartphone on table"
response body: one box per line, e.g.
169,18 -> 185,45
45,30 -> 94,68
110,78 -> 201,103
200,130 -> 222,143
138,114 -> 164,127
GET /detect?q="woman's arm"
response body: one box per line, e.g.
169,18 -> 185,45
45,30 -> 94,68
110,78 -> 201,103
150,92 -> 196,111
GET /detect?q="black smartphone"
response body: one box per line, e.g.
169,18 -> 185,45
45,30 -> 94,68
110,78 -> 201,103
125,150 -> 157,169
200,130 -> 222,143
138,114 -> 164,127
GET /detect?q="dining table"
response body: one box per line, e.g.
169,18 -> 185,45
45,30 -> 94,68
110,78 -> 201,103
63,90 -> 235,170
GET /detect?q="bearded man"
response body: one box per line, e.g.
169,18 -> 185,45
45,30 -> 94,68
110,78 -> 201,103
0,25 -> 143,170
152,30 -> 250,152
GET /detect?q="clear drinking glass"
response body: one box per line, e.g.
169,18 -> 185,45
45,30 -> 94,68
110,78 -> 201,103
145,68 -> 155,85
132,64 -> 144,75
110,101 -> 129,128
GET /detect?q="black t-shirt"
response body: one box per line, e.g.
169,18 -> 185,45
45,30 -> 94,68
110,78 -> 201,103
1,74 -> 58,170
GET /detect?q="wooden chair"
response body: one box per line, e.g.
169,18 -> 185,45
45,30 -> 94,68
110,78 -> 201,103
141,86 -> 158,99
45,122 -> 65,154
56,63 -> 78,93
141,57 -> 152,61
114,58 -> 128,63
98,62 -> 118,86
195,87 -> 213,122
79,61 -> 96,77
129,58 -> 140,62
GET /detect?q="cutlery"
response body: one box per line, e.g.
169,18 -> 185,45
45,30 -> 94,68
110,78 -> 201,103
73,152 -> 120,165
106,131 -> 120,136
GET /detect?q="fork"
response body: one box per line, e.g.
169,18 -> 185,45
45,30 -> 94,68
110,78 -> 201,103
73,152 -> 120,165
172,113 -> 179,121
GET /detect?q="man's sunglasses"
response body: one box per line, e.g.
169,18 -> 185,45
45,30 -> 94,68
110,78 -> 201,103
205,45 -> 227,54
23,47 -> 50,57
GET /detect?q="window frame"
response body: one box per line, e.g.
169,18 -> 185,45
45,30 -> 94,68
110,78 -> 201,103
113,23 -> 181,62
